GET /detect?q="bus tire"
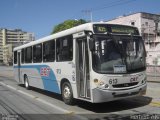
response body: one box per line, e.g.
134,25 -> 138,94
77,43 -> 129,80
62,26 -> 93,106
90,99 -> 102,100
24,75 -> 30,90
62,82 -> 74,105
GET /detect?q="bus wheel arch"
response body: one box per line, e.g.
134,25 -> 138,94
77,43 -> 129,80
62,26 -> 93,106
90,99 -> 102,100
60,79 -> 74,105
24,74 -> 30,90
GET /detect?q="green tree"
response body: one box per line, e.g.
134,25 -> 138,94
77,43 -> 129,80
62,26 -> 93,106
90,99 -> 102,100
51,19 -> 87,34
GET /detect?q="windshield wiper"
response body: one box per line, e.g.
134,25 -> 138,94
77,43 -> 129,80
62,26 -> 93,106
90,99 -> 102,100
110,34 -> 127,67
127,33 -> 137,71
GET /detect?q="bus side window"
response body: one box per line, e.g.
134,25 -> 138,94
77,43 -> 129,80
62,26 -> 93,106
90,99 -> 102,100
56,35 -> 73,62
14,51 -> 17,64
33,44 -> 42,63
21,49 -> 25,64
43,40 -> 55,62
25,47 -> 32,63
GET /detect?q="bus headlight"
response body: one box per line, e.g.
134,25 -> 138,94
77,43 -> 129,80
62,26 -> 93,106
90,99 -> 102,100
94,79 -> 105,86
141,76 -> 147,84
94,79 -> 99,83
98,82 -> 109,89
141,80 -> 145,84
99,81 -> 105,86
94,79 -> 109,89
105,84 -> 109,88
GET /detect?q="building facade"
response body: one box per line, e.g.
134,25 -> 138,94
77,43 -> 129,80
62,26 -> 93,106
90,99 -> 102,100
0,29 -> 34,65
3,44 -> 12,65
106,12 -> 160,65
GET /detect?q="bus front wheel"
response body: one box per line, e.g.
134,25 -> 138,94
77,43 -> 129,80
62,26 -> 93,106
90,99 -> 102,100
24,75 -> 30,90
62,82 -> 74,105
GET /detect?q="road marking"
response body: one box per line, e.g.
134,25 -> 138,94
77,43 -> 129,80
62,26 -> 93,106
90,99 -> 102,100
0,81 -> 73,114
150,101 -> 160,107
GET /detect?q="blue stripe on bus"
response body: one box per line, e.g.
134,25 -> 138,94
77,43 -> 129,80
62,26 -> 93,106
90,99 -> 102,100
14,65 -> 60,94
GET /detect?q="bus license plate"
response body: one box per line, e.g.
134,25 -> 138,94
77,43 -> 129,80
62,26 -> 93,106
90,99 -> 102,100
114,65 -> 126,73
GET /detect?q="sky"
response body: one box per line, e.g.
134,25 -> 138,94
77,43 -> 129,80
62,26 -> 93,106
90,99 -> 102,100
0,0 -> 160,39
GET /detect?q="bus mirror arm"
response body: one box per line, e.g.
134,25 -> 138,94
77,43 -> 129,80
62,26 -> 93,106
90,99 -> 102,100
89,38 -> 95,51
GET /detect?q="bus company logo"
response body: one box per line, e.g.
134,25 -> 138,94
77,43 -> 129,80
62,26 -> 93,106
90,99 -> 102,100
40,67 -> 50,77
130,76 -> 138,83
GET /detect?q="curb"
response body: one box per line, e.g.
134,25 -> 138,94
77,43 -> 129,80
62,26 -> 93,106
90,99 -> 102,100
147,80 -> 160,83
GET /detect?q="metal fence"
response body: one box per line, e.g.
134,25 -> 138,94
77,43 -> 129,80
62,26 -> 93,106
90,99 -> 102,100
146,65 -> 160,82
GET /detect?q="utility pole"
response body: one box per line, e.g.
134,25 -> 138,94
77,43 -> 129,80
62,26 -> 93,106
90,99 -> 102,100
82,10 -> 93,22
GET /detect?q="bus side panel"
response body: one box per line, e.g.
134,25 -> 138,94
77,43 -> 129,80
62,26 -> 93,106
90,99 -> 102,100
17,65 -> 61,94
21,68 -> 44,89
54,62 -> 77,97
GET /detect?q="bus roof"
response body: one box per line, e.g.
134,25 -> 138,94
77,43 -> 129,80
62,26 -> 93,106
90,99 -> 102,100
14,22 -> 95,51
13,22 -> 138,51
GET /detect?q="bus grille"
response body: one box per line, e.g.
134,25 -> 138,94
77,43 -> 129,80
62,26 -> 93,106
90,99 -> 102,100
112,82 -> 138,88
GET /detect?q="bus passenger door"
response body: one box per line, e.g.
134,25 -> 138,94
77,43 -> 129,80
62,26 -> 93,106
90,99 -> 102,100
76,38 -> 90,99
17,52 -> 21,83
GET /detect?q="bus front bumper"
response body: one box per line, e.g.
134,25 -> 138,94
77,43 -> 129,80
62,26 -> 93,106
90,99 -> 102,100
92,83 -> 147,103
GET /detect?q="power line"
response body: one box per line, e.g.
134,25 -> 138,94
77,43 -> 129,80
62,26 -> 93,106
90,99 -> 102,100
74,0 -> 137,22
91,0 -> 137,11
91,0 -> 125,11
81,0 -> 137,21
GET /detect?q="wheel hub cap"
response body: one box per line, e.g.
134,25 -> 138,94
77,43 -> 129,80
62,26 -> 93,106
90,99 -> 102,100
64,86 -> 70,98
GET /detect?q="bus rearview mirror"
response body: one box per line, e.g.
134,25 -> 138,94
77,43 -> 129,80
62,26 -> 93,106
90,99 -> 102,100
89,38 -> 95,51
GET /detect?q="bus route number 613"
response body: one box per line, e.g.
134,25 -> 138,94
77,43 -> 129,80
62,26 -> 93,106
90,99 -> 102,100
109,78 -> 118,85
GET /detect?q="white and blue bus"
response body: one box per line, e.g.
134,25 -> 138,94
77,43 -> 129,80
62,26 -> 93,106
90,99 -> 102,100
13,22 -> 147,104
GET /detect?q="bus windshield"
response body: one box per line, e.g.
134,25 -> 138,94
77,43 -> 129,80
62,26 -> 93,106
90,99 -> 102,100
92,34 -> 146,74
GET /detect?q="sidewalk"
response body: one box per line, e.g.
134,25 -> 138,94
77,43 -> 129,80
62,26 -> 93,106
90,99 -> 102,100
147,75 -> 160,83
147,66 -> 160,83
0,66 -> 14,78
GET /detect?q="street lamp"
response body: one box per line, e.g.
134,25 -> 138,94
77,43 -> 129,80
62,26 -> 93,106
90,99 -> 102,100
148,24 -> 150,49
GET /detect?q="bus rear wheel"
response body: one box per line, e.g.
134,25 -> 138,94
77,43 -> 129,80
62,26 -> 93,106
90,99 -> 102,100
62,82 -> 74,105
24,75 -> 30,90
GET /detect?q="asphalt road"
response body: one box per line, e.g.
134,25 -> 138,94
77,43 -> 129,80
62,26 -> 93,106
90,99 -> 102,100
0,66 -> 160,120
